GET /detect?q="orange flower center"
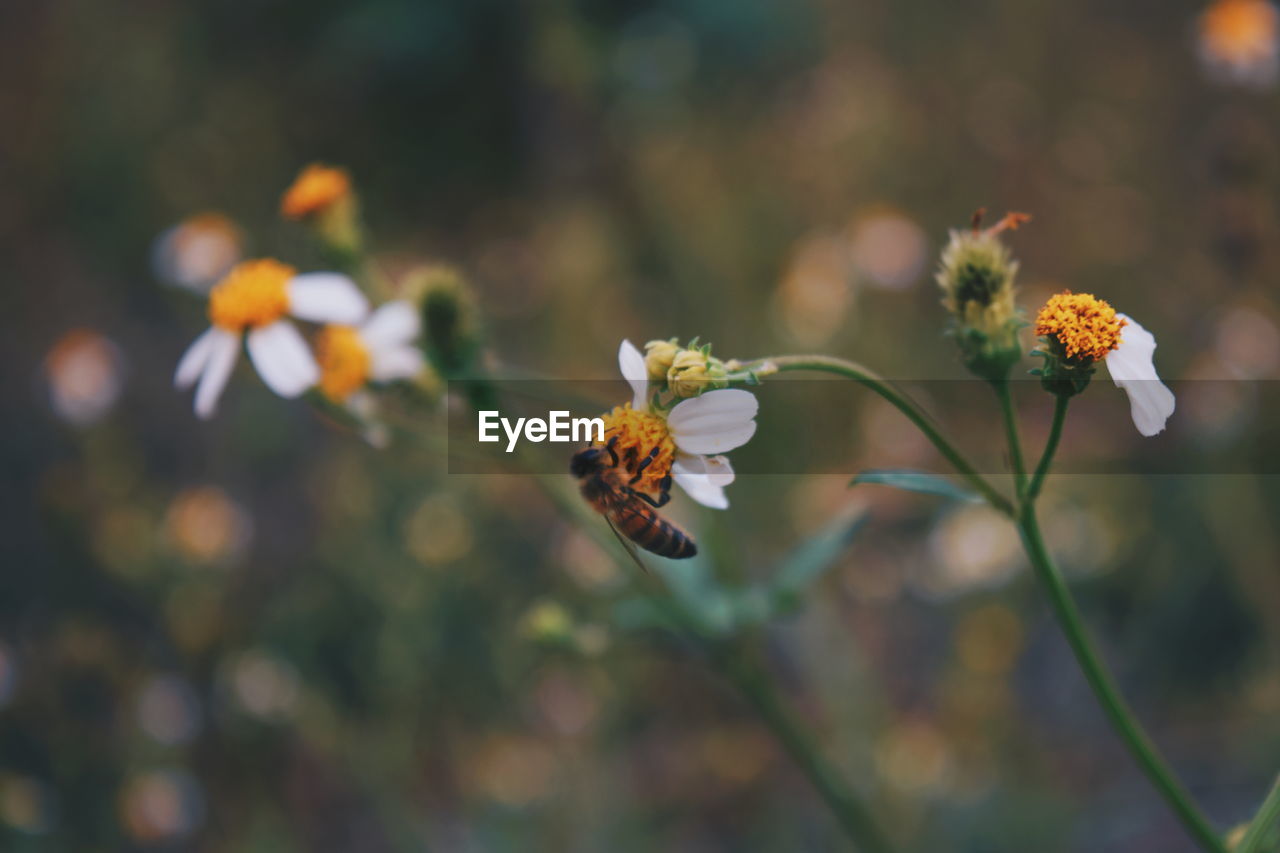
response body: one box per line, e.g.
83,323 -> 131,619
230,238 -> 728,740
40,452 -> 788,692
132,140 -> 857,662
207,259 -> 294,331
598,404 -> 676,494
315,325 -> 371,401
281,164 -> 352,220
1034,291 -> 1127,362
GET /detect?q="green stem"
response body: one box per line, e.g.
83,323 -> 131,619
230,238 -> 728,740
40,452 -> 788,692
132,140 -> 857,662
1027,395 -> 1068,500
1017,504 -> 1225,852
542,472 -> 896,850
718,648 -> 895,853
747,355 -> 1013,516
994,380 -> 1028,499
501,419 -> 897,850
1238,773 -> 1280,853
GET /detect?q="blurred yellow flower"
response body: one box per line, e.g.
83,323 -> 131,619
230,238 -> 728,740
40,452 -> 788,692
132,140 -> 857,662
1198,0 -> 1279,86
280,163 -> 352,220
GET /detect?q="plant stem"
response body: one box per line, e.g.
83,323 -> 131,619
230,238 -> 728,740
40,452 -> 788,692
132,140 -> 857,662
747,355 -> 1013,516
1238,773 -> 1280,853
511,445 -> 896,850
542,474 -> 896,851
718,648 -> 895,853
994,380 -> 1028,499
1027,395 -> 1068,500
1017,504 -> 1225,852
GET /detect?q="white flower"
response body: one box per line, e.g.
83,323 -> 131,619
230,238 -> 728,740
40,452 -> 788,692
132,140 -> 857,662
152,213 -> 243,292
174,259 -> 369,419
1105,314 -> 1176,437
618,340 -> 757,509
317,300 -> 424,403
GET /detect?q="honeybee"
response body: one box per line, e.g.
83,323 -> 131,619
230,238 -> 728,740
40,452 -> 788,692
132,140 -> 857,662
570,437 -> 697,559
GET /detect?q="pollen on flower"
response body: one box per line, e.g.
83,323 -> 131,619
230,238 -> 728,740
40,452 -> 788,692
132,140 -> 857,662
1034,292 -> 1127,362
207,259 -> 295,331
315,325 -> 371,401
598,404 -> 676,495
281,164 -> 352,220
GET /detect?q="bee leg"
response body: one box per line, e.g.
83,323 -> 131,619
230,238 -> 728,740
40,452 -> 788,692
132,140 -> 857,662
628,446 -> 661,485
605,436 -> 620,468
633,475 -> 672,509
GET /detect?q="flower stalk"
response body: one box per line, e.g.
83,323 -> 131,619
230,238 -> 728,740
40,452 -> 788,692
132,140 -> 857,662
1237,773 -> 1280,853
1015,501 -> 1225,852
739,354 -> 1015,516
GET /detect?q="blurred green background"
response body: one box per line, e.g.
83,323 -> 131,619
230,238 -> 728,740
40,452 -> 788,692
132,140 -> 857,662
5,0 -> 1280,850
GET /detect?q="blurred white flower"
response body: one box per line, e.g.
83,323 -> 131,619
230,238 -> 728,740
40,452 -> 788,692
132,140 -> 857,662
44,328 -> 123,426
174,258 -> 368,419
152,212 -> 243,292
316,300 -> 424,405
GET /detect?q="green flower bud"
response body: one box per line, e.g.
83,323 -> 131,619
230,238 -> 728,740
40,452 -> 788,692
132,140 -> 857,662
667,348 -> 729,398
936,211 -> 1030,382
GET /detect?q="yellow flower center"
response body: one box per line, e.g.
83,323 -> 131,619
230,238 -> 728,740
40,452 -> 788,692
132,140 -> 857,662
1201,0 -> 1277,62
281,164 -> 352,220
315,325 -> 371,401
1034,291 -> 1127,362
598,404 -> 676,494
207,259 -> 294,331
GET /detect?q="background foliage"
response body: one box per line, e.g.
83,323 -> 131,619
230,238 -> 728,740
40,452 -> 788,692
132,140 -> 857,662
4,0 -> 1280,850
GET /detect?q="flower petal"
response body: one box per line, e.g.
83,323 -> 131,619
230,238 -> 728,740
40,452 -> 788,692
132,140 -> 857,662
672,453 -> 729,509
361,300 -> 419,349
247,321 -> 319,398
193,329 -> 241,419
175,326 -> 218,389
286,273 -> 369,324
618,339 -> 649,410
1106,314 -> 1176,437
667,389 -> 759,455
369,345 -> 424,382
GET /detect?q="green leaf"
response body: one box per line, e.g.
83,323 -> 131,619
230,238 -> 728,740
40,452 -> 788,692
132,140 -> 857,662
850,469 -> 979,502
770,507 -> 867,610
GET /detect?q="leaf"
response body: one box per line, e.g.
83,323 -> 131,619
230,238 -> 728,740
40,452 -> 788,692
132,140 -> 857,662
849,469 -> 979,502
769,507 -> 868,611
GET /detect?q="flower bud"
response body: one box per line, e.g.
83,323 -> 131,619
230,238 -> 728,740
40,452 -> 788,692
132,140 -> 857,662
280,164 -> 362,262
403,265 -> 480,377
936,211 -> 1030,381
644,338 -> 680,382
667,348 -> 728,398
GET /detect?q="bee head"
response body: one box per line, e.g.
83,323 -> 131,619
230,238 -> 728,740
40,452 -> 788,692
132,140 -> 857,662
569,447 -> 605,478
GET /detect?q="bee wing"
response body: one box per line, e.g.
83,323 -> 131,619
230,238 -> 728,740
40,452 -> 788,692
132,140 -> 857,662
605,516 -> 650,574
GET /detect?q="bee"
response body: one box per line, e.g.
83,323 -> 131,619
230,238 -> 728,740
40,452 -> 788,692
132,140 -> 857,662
570,437 -> 697,560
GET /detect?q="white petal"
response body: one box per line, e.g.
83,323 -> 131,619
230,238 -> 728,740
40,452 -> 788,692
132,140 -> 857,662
286,273 -> 369,324
672,454 -> 729,509
175,326 -> 218,389
618,339 -> 649,410
247,321 -> 319,398
193,329 -> 241,419
667,389 -> 759,455
369,345 -> 424,381
360,300 -> 419,349
702,454 -> 735,487
1106,314 -> 1176,437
